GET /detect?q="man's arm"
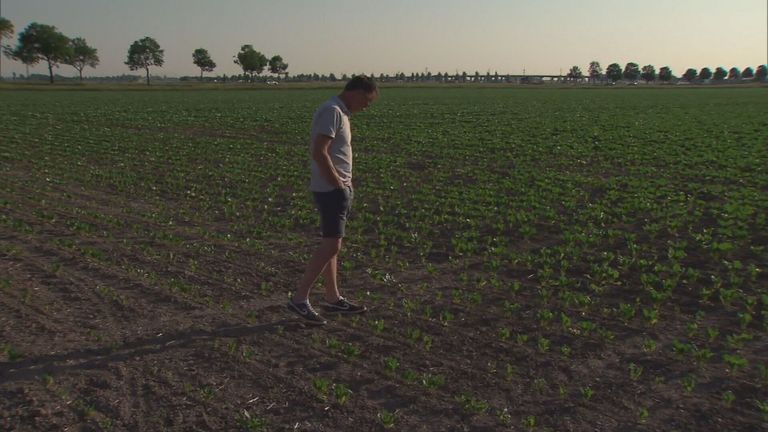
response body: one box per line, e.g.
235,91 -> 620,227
312,134 -> 345,189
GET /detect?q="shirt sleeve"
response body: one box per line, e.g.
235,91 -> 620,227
312,106 -> 341,139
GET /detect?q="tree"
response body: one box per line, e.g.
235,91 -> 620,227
0,17 -> 12,39
623,62 -> 640,81
4,42 -> 38,77
234,45 -> 267,82
268,54 -> 288,79
64,37 -> 99,81
567,65 -> 583,81
742,67 -> 754,79
0,17 -> 14,79
698,67 -> 712,81
606,63 -> 622,82
713,67 -> 727,81
756,65 -> 768,82
659,66 -> 673,82
588,61 -> 602,83
682,68 -> 698,82
13,23 -> 71,84
640,65 -> 656,83
728,67 -> 741,80
192,48 -> 216,80
125,37 -> 163,85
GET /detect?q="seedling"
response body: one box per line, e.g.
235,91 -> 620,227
333,383 -> 351,406
370,319 -> 385,332
383,356 -> 399,374
581,386 -> 595,401
312,378 -> 331,400
378,410 -> 396,428
537,337 -> 551,353
403,370 -> 419,382
681,375 -> 696,394
758,363 -> 768,385
755,400 -> 768,420
457,394 -> 489,414
422,373 -> 445,390
439,310 -> 453,326
516,334 -> 529,345
505,364 -> 516,381
723,353 -> 748,373
236,410 -> 267,432
722,390 -> 735,407
498,408 -> 513,425
523,415 -> 536,431
2,344 -> 22,361
638,407 -> 649,422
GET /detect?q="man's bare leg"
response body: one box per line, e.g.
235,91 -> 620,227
322,254 -> 342,303
293,238 -> 341,304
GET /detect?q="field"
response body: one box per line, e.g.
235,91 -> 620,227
1,87 -> 767,431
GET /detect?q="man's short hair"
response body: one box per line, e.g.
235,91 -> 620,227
344,75 -> 378,94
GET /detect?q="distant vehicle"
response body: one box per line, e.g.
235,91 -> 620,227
266,80 -> 279,85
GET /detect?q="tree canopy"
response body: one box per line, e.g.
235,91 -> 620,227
640,65 -> 656,83
683,68 -> 698,82
12,22 -> 71,83
65,37 -> 99,81
698,67 -> 713,80
126,37 -> 164,86
567,65 -> 583,81
268,55 -> 288,79
234,45 -> 267,81
588,61 -> 602,81
713,67 -> 727,81
193,48 -> 216,79
0,17 -> 14,78
659,66 -> 673,82
756,65 -> 768,81
606,63 -> 622,82
0,17 -> 13,39
623,62 -> 640,81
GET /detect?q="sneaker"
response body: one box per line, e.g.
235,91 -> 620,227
322,297 -> 367,314
286,301 -> 327,325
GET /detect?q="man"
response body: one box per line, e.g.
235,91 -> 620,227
288,75 -> 379,325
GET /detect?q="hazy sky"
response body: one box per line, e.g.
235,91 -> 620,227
1,0 -> 766,78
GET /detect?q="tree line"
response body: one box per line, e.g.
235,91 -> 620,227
566,61 -> 767,84
1,18 -> 766,85
0,19 -> 288,85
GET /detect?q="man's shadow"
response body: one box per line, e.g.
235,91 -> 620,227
0,318 -> 305,384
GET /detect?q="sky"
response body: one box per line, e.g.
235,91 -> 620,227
1,0 -> 766,78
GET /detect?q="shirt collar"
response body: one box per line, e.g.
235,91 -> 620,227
333,95 -> 351,116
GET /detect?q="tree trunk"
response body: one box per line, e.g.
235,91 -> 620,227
79,68 -> 84,82
200,69 -> 203,81
48,61 -> 54,84
146,67 -> 150,86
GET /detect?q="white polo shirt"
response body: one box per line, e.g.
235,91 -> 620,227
309,96 -> 352,192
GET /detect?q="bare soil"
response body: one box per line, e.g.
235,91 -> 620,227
2,164 -> 766,432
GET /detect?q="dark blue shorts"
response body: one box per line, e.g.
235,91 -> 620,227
313,186 -> 353,238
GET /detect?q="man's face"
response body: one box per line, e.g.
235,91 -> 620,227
348,90 -> 378,114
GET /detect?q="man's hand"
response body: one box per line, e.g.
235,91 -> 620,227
312,134 -> 344,188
